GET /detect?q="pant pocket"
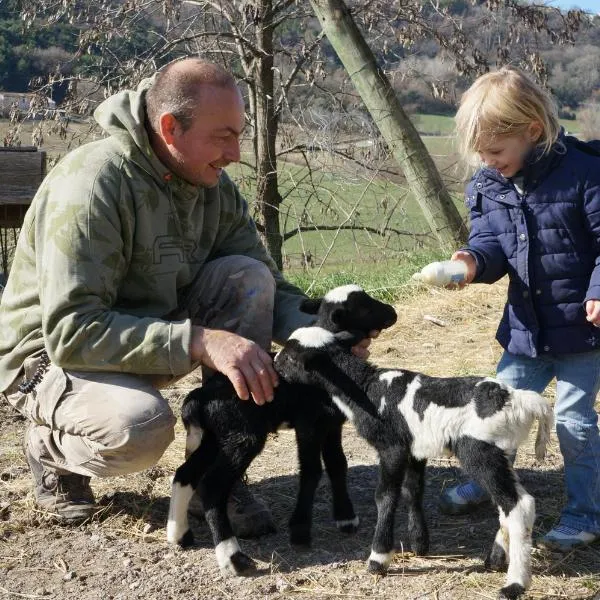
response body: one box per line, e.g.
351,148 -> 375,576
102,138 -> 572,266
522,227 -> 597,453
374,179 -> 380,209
29,365 -> 68,427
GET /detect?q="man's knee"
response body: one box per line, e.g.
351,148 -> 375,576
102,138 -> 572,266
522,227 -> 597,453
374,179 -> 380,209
222,255 -> 275,296
101,403 -> 176,475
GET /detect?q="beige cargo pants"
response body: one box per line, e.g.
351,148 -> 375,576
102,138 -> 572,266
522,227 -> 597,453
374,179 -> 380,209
6,255 -> 276,478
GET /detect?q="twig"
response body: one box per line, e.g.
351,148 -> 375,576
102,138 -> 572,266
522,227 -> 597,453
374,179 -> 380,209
0,586 -> 52,599
423,314 -> 447,327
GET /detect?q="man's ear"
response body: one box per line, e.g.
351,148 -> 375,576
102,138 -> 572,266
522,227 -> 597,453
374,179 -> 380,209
159,112 -> 180,145
300,298 -> 322,314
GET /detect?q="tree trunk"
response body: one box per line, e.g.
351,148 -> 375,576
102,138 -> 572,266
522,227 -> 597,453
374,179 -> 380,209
309,0 -> 467,250
253,0 -> 284,270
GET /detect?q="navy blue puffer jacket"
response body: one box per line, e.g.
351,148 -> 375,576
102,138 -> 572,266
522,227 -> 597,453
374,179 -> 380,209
464,134 -> 600,357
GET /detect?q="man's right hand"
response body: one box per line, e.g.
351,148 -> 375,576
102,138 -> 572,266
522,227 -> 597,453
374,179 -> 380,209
191,327 -> 278,405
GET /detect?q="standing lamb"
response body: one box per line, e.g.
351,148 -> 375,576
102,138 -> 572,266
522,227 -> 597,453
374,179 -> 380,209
274,292 -> 553,600
167,284 -> 398,577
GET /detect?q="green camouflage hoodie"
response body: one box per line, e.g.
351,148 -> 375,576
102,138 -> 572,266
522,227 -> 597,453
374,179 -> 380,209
0,79 -> 309,392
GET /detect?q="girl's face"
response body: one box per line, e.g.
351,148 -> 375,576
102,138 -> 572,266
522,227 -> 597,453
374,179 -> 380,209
477,122 -> 543,178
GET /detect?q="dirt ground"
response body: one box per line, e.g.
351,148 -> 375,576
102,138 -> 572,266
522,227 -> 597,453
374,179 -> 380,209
1,280 -> 599,600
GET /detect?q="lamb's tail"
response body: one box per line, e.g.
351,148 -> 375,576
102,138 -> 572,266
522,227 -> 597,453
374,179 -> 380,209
513,390 -> 553,461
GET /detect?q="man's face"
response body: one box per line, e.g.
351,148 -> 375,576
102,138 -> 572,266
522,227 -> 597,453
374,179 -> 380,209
167,85 -> 245,187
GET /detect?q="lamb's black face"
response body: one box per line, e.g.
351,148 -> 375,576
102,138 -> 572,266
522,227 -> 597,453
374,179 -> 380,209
303,285 -> 397,335
340,291 -> 397,332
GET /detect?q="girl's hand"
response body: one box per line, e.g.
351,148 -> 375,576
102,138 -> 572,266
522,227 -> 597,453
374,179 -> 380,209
450,251 -> 477,289
586,299 -> 600,328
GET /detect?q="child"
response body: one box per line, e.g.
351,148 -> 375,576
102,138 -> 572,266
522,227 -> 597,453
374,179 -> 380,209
440,67 -> 600,552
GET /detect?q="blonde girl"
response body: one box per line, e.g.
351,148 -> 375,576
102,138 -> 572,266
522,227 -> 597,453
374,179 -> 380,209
440,67 -> 600,552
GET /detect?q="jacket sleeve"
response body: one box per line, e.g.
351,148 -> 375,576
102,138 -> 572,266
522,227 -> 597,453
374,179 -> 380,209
582,171 -> 600,302
209,174 -> 314,343
37,159 -> 191,375
462,179 -> 508,284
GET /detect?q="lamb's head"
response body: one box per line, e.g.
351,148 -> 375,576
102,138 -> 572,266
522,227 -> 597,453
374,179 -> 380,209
300,284 -> 397,335
274,326 -> 361,385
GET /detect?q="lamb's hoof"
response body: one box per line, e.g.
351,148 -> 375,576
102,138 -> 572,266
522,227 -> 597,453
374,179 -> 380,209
367,560 -> 388,576
290,526 -> 311,548
336,515 -> 360,534
410,537 -> 429,556
498,583 -> 525,600
485,543 -> 508,572
178,529 -> 195,549
220,552 -> 257,577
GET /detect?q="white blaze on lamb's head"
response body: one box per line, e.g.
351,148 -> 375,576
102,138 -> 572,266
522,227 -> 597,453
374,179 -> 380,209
289,326 -> 336,348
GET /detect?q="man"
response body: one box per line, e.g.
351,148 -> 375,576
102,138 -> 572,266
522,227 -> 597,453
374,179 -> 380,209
0,58 -> 370,535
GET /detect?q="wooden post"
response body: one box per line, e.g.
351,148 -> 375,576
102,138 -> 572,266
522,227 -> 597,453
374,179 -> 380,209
0,146 -> 46,277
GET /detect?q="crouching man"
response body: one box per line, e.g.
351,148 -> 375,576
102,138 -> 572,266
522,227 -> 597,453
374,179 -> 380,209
0,58 -> 317,536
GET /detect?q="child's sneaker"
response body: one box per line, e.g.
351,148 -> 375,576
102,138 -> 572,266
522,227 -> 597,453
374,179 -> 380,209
438,481 -> 490,515
537,524 -> 599,552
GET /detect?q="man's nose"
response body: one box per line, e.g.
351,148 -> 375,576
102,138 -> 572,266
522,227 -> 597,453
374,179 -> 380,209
224,139 -> 241,163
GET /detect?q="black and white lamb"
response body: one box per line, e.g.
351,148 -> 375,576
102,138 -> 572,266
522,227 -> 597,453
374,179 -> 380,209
274,304 -> 553,600
166,284 -> 398,577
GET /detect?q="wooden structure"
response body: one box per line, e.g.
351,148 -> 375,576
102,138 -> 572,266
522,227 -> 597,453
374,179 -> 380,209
0,146 -> 46,277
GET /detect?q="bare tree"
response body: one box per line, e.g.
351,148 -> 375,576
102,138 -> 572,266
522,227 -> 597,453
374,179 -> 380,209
310,0 -> 467,250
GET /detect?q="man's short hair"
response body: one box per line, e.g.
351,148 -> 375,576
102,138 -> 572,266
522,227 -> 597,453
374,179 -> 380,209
146,58 -> 237,132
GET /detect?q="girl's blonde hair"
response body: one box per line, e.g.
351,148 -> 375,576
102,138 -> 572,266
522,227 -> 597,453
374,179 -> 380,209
455,67 -> 560,164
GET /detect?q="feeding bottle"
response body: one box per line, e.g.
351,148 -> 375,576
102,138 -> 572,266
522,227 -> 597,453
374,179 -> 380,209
412,260 -> 468,287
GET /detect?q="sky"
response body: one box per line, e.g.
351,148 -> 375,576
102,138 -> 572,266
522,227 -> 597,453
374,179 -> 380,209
544,0 -> 599,13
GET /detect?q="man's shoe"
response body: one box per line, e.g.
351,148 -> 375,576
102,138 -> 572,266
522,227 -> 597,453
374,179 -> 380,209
537,524 -> 599,552
439,480 -> 490,516
188,478 -> 276,538
25,447 -> 97,523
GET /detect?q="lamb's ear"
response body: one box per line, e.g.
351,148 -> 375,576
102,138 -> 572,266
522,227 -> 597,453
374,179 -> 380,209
329,307 -> 345,326
299,297 -> 322,314
334,330 -> 364,347
302,348 -> 331,371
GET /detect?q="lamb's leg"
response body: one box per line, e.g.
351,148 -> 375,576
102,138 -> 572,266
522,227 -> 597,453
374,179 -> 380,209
401,457 -> 429,556
495,485 -> 535,600
321,422 -> 359,533
167,434 -> 218,548
289,425 -> 325,547
200,445 -> 260,577
455,438 -> 533,600
367,448 -> 406,575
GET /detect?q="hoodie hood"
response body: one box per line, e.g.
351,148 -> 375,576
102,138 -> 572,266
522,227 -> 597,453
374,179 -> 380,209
93,75 -> 170,184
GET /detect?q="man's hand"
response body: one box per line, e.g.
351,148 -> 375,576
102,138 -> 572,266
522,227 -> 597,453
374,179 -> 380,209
351,330 -> 379,359
191,327 -> 278,405
450,251 -> 477,289
586,299 -> 600,328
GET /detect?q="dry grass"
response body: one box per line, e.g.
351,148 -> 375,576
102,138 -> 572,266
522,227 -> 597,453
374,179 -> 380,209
1,280 -> 599,600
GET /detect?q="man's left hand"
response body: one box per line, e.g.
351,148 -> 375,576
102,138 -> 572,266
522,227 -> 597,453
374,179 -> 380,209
351,330 -> 379,359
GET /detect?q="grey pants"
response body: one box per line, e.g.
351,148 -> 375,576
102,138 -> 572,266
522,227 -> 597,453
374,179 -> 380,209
7,255 -> 276,478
